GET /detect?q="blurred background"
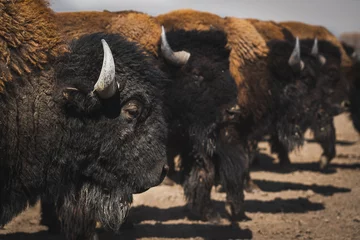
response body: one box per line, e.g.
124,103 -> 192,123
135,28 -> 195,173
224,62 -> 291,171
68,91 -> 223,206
50,0 -> 359,37
50,0 -> 360,52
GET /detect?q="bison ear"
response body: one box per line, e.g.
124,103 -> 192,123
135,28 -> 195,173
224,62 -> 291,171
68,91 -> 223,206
160,26 -> 191,66
318,55 -> 327,66
288,37 -> 305,72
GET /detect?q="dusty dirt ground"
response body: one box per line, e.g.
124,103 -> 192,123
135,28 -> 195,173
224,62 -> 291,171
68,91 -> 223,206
1,113 -> 359,240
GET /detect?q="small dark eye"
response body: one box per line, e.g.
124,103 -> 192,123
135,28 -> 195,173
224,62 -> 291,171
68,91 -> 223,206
121,100 -> 142,121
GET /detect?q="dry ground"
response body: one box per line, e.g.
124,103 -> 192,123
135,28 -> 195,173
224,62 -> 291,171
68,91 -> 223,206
1,113 -> 359,240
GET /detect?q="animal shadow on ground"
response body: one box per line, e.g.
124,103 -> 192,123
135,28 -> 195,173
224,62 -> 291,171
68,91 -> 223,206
127,197 -> 324,224
253,179 -> 351,196
117,223 -> 252,239
304,138 -> 357,146
0,231 -> 63,240
0,225 -> 253,240
252,152 -> 360,174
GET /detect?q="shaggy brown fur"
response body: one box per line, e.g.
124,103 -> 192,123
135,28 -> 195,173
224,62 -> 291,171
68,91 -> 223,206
156,9 -> 226,31
0,0 -> 68,93
55,11 -> 161,56
246,19 -> 294,42
340,32 -> 360,56
223,17 -> 270,118
280,21 -> 352,67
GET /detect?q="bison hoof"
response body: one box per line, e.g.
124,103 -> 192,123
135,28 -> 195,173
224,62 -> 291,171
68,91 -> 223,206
230,210 -> 251,222
92,233 -> 99,240
204,210 -> 221,224
120,218 -> 134,230
279,158 -> 291,167
41,220 -> 61,234
244,180 -> 261,193
160,176 -> 176,186
215,184 -> 225,193
319,155 -> 330,170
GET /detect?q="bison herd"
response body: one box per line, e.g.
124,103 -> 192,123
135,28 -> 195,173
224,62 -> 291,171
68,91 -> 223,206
0,1 -> 359,240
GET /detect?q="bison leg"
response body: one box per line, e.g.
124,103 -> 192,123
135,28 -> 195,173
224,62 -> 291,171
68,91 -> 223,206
161,146 -> 180,186
312,118 -> 336,169
183,154 -> 220,223
270,134 -> 291,166
40,197 -> 62,234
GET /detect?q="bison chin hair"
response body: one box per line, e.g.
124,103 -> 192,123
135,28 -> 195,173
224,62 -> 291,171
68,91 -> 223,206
58,183 -> 132,239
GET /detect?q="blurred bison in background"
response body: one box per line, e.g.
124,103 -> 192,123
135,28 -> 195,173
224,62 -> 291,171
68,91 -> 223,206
278,21 -> 357,167
156,9 -> 332,216
340,32 -> 360,58
0,1 -> 169,239
340,39 -> 360,133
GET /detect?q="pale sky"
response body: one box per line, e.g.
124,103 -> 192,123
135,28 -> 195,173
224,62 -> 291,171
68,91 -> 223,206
50,0 -> 360,37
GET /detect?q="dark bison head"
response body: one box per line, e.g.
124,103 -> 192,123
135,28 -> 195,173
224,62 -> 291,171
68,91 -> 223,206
158,28 -> 238,157
51,33 -> 168,234
266,38 -> 327,151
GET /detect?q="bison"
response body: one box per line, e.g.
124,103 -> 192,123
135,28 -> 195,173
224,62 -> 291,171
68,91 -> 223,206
0,1 -> 169,239
268,39 -> 343,169
243,19 -> 346,169
158,27 -> 246,222
272,21 -> 356,168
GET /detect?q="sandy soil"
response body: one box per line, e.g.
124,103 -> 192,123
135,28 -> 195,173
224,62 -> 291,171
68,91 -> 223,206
1,113 -> 359,240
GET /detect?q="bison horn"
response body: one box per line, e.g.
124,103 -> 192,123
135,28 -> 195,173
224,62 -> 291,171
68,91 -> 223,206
288,37 -> 305,71
93,39 -> 117,99
311,38 -> 327,65
311,38 -> 319,55
161,26 -> 190,66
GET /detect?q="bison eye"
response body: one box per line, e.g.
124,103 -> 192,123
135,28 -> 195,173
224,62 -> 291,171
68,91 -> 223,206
121,100 -> 142,122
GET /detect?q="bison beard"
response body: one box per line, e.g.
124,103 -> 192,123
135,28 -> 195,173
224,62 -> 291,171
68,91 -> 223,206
58,183 -> 131,239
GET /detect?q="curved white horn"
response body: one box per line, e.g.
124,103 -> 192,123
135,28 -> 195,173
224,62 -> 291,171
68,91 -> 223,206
161,26 -> 190,66
311,38 -> 319,55
288,37 -> 304,71
93,39 -> 117,99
